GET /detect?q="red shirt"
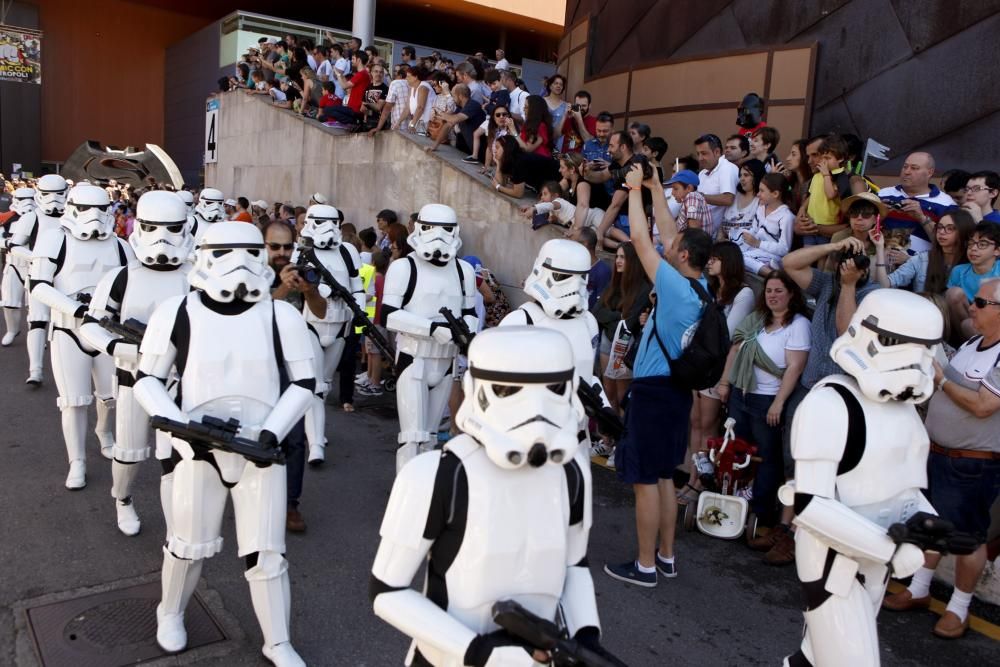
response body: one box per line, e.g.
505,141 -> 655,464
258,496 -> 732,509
373,272 -> 385,323
738,121 -> 766,137
563,114 -> 596,153
521,122 -> 552,158
346,69 -> 371,113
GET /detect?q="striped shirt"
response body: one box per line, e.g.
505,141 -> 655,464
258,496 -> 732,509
877,185 -> 955,252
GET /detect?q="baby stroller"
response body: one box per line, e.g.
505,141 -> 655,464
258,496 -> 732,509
682,418 -> 760,540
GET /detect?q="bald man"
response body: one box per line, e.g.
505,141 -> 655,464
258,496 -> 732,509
877,151 -> 956,253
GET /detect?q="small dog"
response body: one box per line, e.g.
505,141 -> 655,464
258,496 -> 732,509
883,228 -> 912,254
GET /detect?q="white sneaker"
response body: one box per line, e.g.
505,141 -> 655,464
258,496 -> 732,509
307,443 -> 325,465
156,603 -> 187,653
65,460 -> 86,489
606,449 -> 616,468
354,372 -> 370,387
262,642 -> 306,667
591,441 -> 614,457
1,331 -> 18,346
116,497 -> 141,536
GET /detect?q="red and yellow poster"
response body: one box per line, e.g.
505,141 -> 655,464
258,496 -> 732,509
0,25 -> 41,84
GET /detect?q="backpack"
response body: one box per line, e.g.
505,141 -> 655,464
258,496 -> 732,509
650,278 -> 730,390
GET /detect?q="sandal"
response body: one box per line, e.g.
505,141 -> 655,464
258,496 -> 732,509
676,483 -> 701,506
342,403 -> 355,413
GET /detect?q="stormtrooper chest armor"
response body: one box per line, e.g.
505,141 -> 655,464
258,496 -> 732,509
820,376 -> 930,522
54,236 -> 125,300
435,437 -> 569,633
404,259 -> 466,320
179,296 -> 281,427
30,212 -> 64,249
518,302 -> 598,383
119,266 -> 191,323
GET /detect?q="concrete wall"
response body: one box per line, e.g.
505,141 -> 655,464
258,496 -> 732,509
204,92 -> 560,296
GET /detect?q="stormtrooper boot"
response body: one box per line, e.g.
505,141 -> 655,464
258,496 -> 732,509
63,406 -> 88,489
305,394 -> 326,466
95,397 -> 116,460
111,461 -> 141,536
160,470 -> 175,543
25,327 -> 45,385
246,554 -> 305,667
157,547 -> 203,653
2,307 -> 21,346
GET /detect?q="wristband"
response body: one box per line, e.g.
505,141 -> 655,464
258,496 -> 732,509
937,378 -> 948,391
626,185 -> 641,191
495,183 -> 501,191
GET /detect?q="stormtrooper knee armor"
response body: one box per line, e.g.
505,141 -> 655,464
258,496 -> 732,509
190,187 -> 225,247
371,327 -> 615,666
1,188 -> 37,346
782,290 -> 944,667
29,184 -> 133,489
79,191 -> 193,536
9,174 -> 69,384
499,239 -> 610,445
296,204 -> 366,465
380,204 -> 478,472
133,222 -> 314,667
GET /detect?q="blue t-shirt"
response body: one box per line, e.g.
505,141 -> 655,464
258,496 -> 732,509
984,210 -> 1000,224
633,261 -> 706,379
587,260 -> 612,309
947,262 -> 1000,301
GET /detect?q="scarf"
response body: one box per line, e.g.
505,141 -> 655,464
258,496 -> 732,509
728,310 -> 786,393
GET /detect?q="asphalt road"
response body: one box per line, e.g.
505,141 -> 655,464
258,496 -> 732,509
0,332 -> 996,666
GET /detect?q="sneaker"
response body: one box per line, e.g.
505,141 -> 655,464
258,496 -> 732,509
655,553 -> 677,578
354,372 -> 370,387
603,560 -> 657,588
590,441 -> 614,457
461,155 -> 478,163
606,449 -> 616,468
357,382 -> 383,396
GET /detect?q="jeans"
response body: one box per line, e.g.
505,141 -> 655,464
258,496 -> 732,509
322,105 -> 360,125
928,451 -> 1000,543
801,233 -> 829,247
728,388 -> 784,525
285,418 -> 306,507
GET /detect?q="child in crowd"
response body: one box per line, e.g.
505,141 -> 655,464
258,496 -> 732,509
374,208 -> 397,253
357,251 -> 390,396
520,181 -> 602,235
358,226 -> 377,265
664,170 -> 711,231
801,134 -> 852,245
737,172 -> 795,276
946,221 -> 1000,340
318,81 -> 341,120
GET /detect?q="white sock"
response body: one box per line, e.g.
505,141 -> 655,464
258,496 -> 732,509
945,589 -> 973,623
656,551 -> 674,564
907,567 -> 934,598
635,560 -> 656,574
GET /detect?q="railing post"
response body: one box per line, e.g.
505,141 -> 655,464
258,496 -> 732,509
352,0 -> 375,47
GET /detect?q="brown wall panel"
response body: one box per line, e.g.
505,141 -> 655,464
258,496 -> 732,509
628,53 -> 768,112
565,49 -> 586,103
760,105 -> 806,158
768,49 -> 812,100
569,20 -> 588,51
36,0 -> 208,162
582,73 -> 628,116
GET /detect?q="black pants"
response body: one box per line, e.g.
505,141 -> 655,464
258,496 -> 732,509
285,418 -> 305,507
337,331 -> 361,404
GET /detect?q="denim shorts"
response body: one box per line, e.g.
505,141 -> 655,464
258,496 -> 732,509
614,213 -> 630,236
927,451 -> 1000,544
616,376 -> 692,485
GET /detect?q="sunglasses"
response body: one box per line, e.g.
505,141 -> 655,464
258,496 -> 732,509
266,242 -> 294,250
494,112 -> 509,118
973,297 -> 1000,308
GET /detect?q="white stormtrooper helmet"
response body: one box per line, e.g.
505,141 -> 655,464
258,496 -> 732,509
189,222 -> 273,303
524,239 -> 591,319
194,187 -> 225,222
831,289 -> 943,403
61,184 -> 114,241
457,327 -> 585,470
34,174 -> 68,216
299,204 -> 344,249
11,188 -> 36,216
407,203 -> 462,265
129,191 -> 193,267
176,189 -> 195,214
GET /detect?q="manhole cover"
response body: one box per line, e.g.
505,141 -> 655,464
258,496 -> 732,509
25,580 -> 227,666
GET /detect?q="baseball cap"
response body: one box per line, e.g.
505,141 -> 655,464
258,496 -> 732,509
251,200 -> 268,209
664,170 -> 700,188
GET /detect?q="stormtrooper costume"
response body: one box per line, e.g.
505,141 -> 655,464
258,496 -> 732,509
133,222 -> 313,667
79,191 -> 193,536
1,187 -> 37,346
499,239 -> 609,437
176,189 -> 195,216
372,327 -> 608,667
29,184 -> 133,489
782,290 -> 943,667
381,204 -> 477,472
294,204 -> 366,464
189,187 -> 225,246
8,173 -> 69,384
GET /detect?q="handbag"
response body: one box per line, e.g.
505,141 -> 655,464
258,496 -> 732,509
606,320 -> 635,379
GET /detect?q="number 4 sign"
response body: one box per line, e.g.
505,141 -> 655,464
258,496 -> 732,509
205,99 -> 220,164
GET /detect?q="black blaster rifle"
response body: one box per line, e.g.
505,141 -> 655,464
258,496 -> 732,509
577,379 -> 624,440
492,600 -> 628,667
438,306 -> 474,355
150,415 -> 285,465
888,512 -> 979,556
297,242 -> 394,360
99,316 -> 147,346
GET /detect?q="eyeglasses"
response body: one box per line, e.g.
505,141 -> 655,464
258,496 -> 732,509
967,239 -> 998,250
972,297 -> 1000,308
934,224 -> 957,233
966,185 -> 992,194
266,242 -> 294,251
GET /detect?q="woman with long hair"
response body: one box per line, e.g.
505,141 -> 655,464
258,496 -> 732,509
717,270 -> 811,530
592,242 -> 652,415
719,159 -> 766,241
492,134 -> 559,198
776,139 -> 813,211
873,207 -> 975,294
682,241 -> 755,504
481,104 -> 512,175
509,94 -> 553,158
556,153 -> 608,237
387,223 -> 412,262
